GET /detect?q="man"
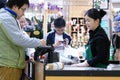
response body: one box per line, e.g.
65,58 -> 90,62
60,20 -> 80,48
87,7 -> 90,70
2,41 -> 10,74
46,17 -> 71,47
46,17 -> 72,63
0,0 -> 46,80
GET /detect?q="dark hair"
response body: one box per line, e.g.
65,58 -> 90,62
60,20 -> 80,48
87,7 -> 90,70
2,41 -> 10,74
85,8 -> 106,22
54,17 -> 66,28
6,0 -> 29,9
0,0 -> 7,8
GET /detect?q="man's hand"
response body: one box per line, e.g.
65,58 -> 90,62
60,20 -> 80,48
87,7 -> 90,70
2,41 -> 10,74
40,39 -> 46,46
53,41 -> 62,48
64,38 -> 69,47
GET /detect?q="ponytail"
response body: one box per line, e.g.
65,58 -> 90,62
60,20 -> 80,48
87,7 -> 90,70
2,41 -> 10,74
99,9 -> 106,19
85,8 -> 106,22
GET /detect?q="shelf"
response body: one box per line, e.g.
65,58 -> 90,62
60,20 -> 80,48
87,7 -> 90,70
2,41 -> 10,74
71,31 -> 77,33
70,17 -> 88,47
79,24 -> 86,26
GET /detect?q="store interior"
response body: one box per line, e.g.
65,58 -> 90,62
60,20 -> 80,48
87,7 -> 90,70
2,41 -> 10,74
20,0 -> 120,61
23,0 -> 120,65
24,0 -> 120,47
19,0 -> 120,80
1,0 -> 120,80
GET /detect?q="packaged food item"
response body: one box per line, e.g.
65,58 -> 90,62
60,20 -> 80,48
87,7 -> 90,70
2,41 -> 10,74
46,62 -> 64,70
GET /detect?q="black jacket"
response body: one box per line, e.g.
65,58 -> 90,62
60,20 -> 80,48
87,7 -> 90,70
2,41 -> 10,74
46,31 -> 71,46
87,26 -> 110,67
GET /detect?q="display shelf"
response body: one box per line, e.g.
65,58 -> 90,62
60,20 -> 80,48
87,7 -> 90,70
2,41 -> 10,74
78,18 -> 85,25
70,17 -> 89,48
71,18 -> 77,26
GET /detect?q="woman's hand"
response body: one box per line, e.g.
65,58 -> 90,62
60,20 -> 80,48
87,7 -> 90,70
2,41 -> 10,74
71,60 -> 89,67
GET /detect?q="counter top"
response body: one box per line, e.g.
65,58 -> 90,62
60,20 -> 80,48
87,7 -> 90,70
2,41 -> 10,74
45,65 -> 120,76
63,65 -> 105,70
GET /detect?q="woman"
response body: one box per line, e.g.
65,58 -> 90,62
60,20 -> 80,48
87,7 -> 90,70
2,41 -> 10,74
72,8 -> 110,68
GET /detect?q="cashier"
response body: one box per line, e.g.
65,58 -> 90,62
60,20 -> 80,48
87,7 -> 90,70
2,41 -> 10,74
72,8 -> 110,68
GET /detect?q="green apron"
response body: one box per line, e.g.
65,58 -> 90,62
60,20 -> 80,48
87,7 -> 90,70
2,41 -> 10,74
85,41 -> 107,68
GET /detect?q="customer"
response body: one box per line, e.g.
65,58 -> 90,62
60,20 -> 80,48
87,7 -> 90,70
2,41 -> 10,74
46,17 -> 72,62
0,0 -> 46,80
46,17 -> 71,48
112,15 -> 120,61
72,8 -> 110,68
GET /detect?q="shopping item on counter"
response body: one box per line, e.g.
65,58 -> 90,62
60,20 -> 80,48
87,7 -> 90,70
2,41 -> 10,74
68,55 -> 79,63
45,62 -> 64,70
58,46 -> 80,64
107,64 -> 120,70
63,46 -> 79,58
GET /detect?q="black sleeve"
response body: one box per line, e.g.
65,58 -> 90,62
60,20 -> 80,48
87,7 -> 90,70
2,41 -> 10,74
112,34 -> 120,49
112,34 -> 116,48
87,37 -> 109,66
46,34 -> 52,46
116,35 -> 120,48
68,36 -> 72,45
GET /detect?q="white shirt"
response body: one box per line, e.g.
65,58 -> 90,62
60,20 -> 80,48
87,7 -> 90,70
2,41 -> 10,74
55,33 -> 64,47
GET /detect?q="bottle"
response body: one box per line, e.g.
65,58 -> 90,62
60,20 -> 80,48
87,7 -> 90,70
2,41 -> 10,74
109,46 -> 114,61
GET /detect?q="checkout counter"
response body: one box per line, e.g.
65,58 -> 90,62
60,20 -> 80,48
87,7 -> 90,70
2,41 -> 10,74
25,46 -> 120,80
46,64 -> 120,80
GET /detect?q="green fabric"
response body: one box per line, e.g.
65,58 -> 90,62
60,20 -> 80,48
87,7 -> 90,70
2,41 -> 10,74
85,44 -> 107,68
0,20 -> 25,69
85,44 -> 92,61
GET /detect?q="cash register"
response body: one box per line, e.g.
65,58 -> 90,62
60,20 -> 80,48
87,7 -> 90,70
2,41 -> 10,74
34,46 -> 59,63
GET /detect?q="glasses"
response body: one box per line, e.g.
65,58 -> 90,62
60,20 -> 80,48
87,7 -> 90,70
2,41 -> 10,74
20,7 -> 26,12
